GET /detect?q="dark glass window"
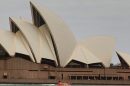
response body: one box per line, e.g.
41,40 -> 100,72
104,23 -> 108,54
88,63 -> 104,68
32,5 -> 45,27
15,53 -> 32,61
66,60 -> 86,68
113,76 -> 118,80
71,76 -> 76,80
0,45 -> 9,59
48,76 -> 55,79
3,72 -> 7,79
119,77 -> 124,80
128,76 -> 130,80
83,76 -> 88,80
41,58 -> 56,67
77,76 -> 82,80
95,76 -> 100,80
89,76 -> 94,80
106,76 -> 112,80
10,21 -> 19,33
101,76 -> 106,80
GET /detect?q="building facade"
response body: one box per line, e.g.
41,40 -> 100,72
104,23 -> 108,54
0,1 -> 129,85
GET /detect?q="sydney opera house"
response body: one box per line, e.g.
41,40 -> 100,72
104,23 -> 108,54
0,1 -> 129,85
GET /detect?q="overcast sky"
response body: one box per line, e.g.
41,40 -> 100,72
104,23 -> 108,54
0,0 -> 130,64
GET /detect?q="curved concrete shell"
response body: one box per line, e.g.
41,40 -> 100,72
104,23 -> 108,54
15,31 -> 30,56
15,31 -> 35,62
39,25 -> 57,65
10,18 -> 58,65
0,29 -> 15,56
65,44 -> 102,66
116,51 -> 130,67
30,1 -> 76,67
0,29 -> 34,62
81,36 -> 116,67
10,17 -> 40,62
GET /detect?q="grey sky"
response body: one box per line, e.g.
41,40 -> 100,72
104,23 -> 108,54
0,0 -> 130,64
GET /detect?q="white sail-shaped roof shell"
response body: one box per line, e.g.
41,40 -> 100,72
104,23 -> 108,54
81,36 -> 116,67
117,51 -> 130,66
15,31 -> 35,62
0,29 -> 33,61
10,18 -> 40,62
65,44 -> 102,66
30,1 -> 76,67
15,31 -> 30,56
39,25 -> 58,65
10,18 -> 58,64
0,29 -> 15,56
